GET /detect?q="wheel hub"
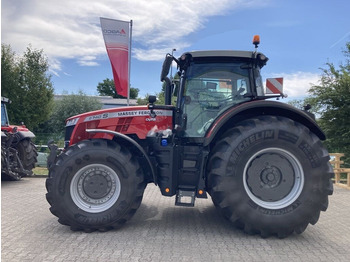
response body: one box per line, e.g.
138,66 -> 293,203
243,148 -> 304,209
83,171 -> 112,199
261,166 -> 281,187
70,164 -> 121,213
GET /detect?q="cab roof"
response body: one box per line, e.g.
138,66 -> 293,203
179,50 -> 268,68
185,50 -> 265,59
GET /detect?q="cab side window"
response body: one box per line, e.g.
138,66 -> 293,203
183,63 -> 251,137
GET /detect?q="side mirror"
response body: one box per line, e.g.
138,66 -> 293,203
148,96 -> 157,118
160,54 -> 173,82
148,95 -> 157,104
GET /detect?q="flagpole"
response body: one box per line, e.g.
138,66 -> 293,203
127,20 -> 132,106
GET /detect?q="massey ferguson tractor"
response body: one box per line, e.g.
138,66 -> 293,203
1,96 -> 38,180
46,36 -> 333,238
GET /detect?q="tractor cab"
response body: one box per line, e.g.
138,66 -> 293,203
157,42 -> 269,138
177,51 -> 267,137
1,97 -> 10,127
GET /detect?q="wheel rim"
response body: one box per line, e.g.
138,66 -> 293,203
70,164 -> 121,213
243,148 -> 304,210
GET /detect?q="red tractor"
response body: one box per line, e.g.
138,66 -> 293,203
1,97 -> 38,180
46,37 -> 333,238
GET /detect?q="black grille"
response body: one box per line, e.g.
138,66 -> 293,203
64,125 -> 75,148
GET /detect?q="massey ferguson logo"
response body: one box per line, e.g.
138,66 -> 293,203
103,29 -> 126,36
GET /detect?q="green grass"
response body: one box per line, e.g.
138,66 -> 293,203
33,167 -> 48,176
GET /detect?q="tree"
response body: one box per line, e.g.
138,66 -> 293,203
129,86 -> 139,99
137,73 -> 179,105
1,44 -> 54,130
137,92 -> 165,105
1,44 -> 19,102
287,97 -> 321,116
97,78 -> 139,99
34,91 -> 102,146
308,42 -> 350,166
48,91 -> 102,134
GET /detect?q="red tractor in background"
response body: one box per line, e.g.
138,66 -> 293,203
1,96 -> 38,180
46,37 -> 333,238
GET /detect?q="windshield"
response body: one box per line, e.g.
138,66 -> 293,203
1,103 -> 9,126
182,62 -> 251,137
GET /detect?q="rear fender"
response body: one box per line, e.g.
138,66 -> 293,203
204,100 -> 325,147
17,130 -> 35,140
1,126 -> 35,139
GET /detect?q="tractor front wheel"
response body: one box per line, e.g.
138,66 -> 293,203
46,139 -> 146,232
207,116 -> 333,238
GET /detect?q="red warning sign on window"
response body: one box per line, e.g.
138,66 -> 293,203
266,78 -> 283,94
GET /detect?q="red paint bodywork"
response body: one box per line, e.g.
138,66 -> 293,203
1,125 -> 30,133
66,106 -> 173,146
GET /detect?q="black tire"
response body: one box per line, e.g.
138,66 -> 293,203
16,139 -> 38,176
1,148 -> 21,181
46,139 -> 146,232
207,116 -> 333,238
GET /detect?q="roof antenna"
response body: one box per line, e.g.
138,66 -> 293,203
253,35 -> 260,52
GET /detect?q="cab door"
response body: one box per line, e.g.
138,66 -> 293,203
181,61 -> 252,137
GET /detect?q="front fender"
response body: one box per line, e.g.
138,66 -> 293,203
86,129 -> 157,185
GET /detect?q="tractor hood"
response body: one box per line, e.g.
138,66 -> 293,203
65,105 -> 173,147
66,106 -> 149,125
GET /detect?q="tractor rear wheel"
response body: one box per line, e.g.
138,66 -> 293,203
16,139 -> 38,176
207,116 -> 333,238
46,139 -> 146,232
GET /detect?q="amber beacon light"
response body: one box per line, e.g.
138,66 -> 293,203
253,35 -> 260,49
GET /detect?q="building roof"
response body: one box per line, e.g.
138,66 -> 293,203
54,95 -> 137,109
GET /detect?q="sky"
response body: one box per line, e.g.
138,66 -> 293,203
1,0 -> 350,101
